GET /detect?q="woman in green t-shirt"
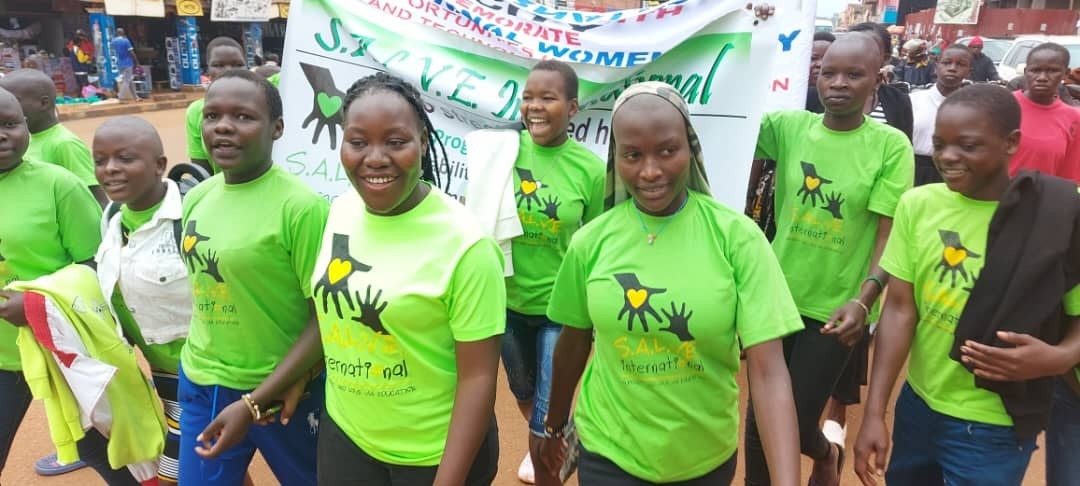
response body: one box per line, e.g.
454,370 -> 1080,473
537,82 -> 803,485
466,60 -> 605,484
196,72 -> 505,486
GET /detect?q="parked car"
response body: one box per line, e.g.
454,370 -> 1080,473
953,36 -> 1011,64
997,35 -> 1080,81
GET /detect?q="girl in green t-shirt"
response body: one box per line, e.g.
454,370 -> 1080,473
196,72 -> 505,486
468,60 -> 605,485
538,81 -> 803,485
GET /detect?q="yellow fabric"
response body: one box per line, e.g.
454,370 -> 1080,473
17,328 -> 84,464
11,264 -> 165,469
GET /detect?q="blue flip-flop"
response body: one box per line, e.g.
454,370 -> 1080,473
34,453 -> 87,476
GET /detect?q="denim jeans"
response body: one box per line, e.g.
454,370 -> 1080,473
886,382 -> 1036,486
1047,377 -> 1080,486
0,370 -> 32,473
501,310 -> 561,436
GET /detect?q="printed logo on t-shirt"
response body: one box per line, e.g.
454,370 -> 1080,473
787,162 -> 847,250
798,161 -> 845,219
610,273 -> 702,383
935,229 -> 980,289
313,233 -> 372,319
183,220 -> 237,325
516,168 -> 563,246
516,168 -> 543,211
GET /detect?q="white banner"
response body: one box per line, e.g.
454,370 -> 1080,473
212,0 -> 273,22
104,0 -> 166,17
275,0 -> 815,210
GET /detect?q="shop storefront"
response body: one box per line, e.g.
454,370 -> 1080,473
2,0 -> 289,97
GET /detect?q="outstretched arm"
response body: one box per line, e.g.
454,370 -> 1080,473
433,336 -> 501,486
854,277 -> 917,486
539,326 -> 592,471
745,339 -> 800,486
196,302 -> 324,458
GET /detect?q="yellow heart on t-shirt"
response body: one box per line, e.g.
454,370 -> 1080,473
327,258 -> 352,285
627,289 -> 648,309
521,180 -> 538,195
943,247 -> 967,266
183,235 -> 197,252
805,176 -> 821,191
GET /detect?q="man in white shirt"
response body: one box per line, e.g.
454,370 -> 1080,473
910,44 -> 973,186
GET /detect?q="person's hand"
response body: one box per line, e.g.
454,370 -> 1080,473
823,300 -> 868,346
538,435 -> 568,473
961,331 -> 1074,381
0,291 -> 28,326
195,401 -> 253,459
854,416 -> 890,486
270,374 -> 310,426
748,3 -> 775,21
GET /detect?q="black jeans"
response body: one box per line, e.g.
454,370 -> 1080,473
0,370 -> 137,485
317,410 -> 499,486
744,316 -> 855,486
0,370 -> 32,473
578,444 -> 737,485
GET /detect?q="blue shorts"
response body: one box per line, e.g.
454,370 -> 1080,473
177,365 -> 323,486
501,310 -> 561,436
886,382 -> 1036,486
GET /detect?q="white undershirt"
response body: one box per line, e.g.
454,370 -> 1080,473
910,86 -> 948,157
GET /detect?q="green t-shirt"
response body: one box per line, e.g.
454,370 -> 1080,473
0,161 -> 101,370
755,110 -> 913,321
315,188 -> 505,466
26,124 -> 98,187
112,290 -> 184,374
185,98 -> 220,174
880,184 -> 1080,426
546,191 -> 803,482
508,131 -> 605,315
120,200 -> 161,234
180,165 -> 328,389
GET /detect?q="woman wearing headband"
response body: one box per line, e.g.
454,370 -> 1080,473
537,82 -> 802,485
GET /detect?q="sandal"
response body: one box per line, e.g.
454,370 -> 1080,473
34,453 -> 87,476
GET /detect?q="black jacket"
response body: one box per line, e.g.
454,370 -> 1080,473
806,85 -> 912,142
969,53 -> 1000,82
898,61 -> 937,86
951,171 -> 1080,439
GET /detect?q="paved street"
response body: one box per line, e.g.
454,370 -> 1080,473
0,107 -> 1047,485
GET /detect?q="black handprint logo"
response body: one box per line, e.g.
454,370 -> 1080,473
202,249 -> 225,283
822,192 -> 844,219
796,161 -> 832,208
313,234 -> 372,319
351,285 -> 389,335
660,302 -> 695,342
182,220 -> 210,272
542,195 -> 561,221
299,63 -> 346,150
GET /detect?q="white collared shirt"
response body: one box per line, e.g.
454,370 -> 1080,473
911,86 -> 948,157
96,179 -> 192,344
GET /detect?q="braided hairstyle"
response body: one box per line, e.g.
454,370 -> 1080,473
342,72 -> 446,191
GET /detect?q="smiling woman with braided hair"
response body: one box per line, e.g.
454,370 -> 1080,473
196,72 -> 506,486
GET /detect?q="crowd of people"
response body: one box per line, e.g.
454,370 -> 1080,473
0,12 -> 1077,486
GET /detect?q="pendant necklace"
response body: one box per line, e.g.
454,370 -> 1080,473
633,194 -> 689,245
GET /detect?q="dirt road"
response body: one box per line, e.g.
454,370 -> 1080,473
0,108 -> 1047,485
